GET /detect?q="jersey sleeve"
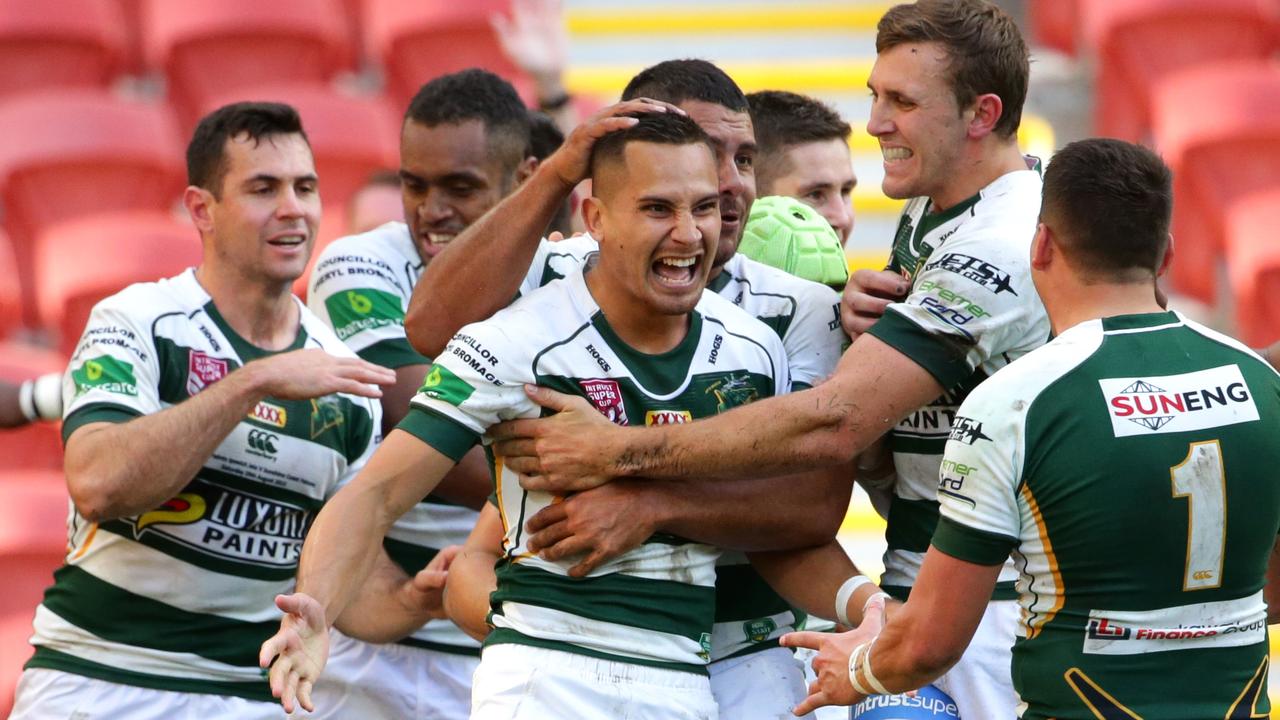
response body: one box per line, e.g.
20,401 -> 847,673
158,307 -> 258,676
326,393 -> 383,500
62,291 -> 162,440
395,318 -> 536,462
931,382 -> 1024,566
307,246 -> 427,368
783,282 -> 845,390
868,229 -> 1040,390
517,235 -> 597,298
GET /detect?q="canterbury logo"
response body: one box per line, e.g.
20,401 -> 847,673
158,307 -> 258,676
247,429 -> 278,454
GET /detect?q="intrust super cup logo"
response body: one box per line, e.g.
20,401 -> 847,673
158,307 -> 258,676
1098,365 -> 1258,437
579,379 -> 629,426
187,350 -> 229,396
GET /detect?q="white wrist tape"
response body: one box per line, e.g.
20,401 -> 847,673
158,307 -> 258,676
835,575 -> 872,626
861,636 -> 892,695
847,641 -> 872,695
17,379 -> 37,422
32,372 -> 62,421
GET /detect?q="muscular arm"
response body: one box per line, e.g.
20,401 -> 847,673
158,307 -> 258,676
331,546 -> 452,644
750,541 -> 886,627
444,502 -> 505,641
64,351 -> 390,522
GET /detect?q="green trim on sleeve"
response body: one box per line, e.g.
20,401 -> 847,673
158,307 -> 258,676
62,403 -> 142,443
790,381 -> 813,392
357,337 -> 430,368
931,515 -> 1017,566
867,308 -> 974,390
395,405 -> 481,462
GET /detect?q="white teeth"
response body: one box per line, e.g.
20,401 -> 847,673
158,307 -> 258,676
427,233 -> 455,245
882,147 -> 913,162
660,257 -> 696,268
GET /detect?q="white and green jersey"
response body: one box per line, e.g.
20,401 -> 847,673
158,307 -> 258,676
520,235 -> 845,659
866,165 -> 1049,599
933,312 -> 1280,719
307,221 -> 480,655
398,267 -> 789,673
30,269 -> 379,702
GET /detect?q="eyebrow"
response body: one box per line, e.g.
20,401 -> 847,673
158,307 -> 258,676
398,169 -> 487,185
243,173 -> 318,186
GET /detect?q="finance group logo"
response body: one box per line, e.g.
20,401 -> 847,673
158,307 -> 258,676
1099,365 -> 1258,437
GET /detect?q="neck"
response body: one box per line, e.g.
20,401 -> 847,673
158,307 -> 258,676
931,139 -> 1027,212
1045,280 -> 1166,337
194,263 -> 299,350
584,271 -> 690,354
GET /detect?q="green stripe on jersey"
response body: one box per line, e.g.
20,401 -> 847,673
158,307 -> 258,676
714,564 -> 792,621
492,561 -> 714,641
484,628 -> 707,676
869,309 -> 974,391
932,515 -> 1017,566
26,648 -> 272,702
62,402 -> 141,442
885,496 -> 941,553
40,565 -> 280,669
397,405 -> 481,462
384,535 -> 438,574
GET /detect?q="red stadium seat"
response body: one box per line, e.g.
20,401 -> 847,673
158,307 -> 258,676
1225,189 -> 1280,347
0,0 -> 126,99
365,0 -> 530,108
1151,60 -> 1280,304
0,473 -> 69,717
0,342 -> 66,470
0,230 -> 22,340
143,0 -> 355,128
1081,0 -> 1279,142
201,83 -> 399,208
1028,0 -> 1080,56
35,211 -> 201,357
0,90 -> 185,326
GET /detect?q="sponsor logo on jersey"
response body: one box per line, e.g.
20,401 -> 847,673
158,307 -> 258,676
828,303 -> 841,332
72,355 -> 139,397
420,364 -> 476,407
246,429 -> 279,459
949,416 -> 991,445
1099,365 -> 1258,437
187,351 -> 229,396
698,632 -> 712,662
580,378 -> 629,425
937,459 -> 977,508
128,479 -> 313,568
586,343 -> 612,373
325,288 -> 404,341
1083,593 -> 1266,656
78,325 -> 149,362
645,410 -> 692,426
743,617 -> 777,643
923,253 -> 1017,296
918,280 -> 991,326
707,334 -> 723,365
853,684 -> 960,718
706,374 -> 760,413
447,333 -> 503,385
309,397 -> 345,439
249,401 -> 288,428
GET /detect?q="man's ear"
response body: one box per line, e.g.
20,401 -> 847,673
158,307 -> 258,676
581,196 -> 605,239
184,185 -> 215,236
967,93 -> 1004,140
514,155 -> 538,185
1030,222 -> 1054,272
1157,232 -> 1175,279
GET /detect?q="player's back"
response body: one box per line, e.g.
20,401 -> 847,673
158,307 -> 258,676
971,311 -> 1280,718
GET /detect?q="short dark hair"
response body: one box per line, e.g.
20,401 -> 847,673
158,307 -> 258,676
621,59 -> 748,113
1041,138 -> 1172,281
404,68 -> 532,173
187,101 -> 308,197
747,90 -> 851,189
527,110 -> 564,161
876,0 -> 1028,138
590,112 -> 714,186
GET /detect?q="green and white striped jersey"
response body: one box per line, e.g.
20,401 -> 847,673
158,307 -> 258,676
866,166 -> 1049,600
934,312 -> 1280,719
31,269 -> 379,702
398,267 -> 789,673
519,235 -> 845,659
307,221 -> 480,655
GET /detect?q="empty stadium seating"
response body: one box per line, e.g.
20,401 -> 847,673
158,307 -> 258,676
0,342 -> 65,470
0,472 -> 70,717
143,0 -> 355,128
1152,60 -> 1280,304
35,211 -> 202,356
0,89 -> 185,325
365,0 -> 529,108
200,83 -> 400,208
0,230 -> 22,340
0,0 -> 126,99
1028,0 -> 1080,56
1082,0 -> 1279,142
1225,189 -> 1280,347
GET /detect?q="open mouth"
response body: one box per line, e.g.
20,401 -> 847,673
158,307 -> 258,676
424,232 -> 456,246
652,255 -> 701,288
267,233 -> 307,248
881,146 -> 913,164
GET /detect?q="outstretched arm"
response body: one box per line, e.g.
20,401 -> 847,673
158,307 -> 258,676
404,99 -> 683,357
494,333 -> 942,491
332,546 -> 457,644
750,541 -> 889,628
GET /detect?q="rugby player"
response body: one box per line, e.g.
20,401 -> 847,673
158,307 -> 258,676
790,138 -> 1280,719
489,2 -> 1047,717
258,111 -> 807,719
8,102 -> 407,719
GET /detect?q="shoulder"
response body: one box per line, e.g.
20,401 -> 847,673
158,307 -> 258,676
965,319 -> 1105,416
696,289 -> 786,354
297,302 -> 361,359
727,255 -> 840,305
316,222 -> 413,264
90,270 -> 205,328
310,223 -> 415,294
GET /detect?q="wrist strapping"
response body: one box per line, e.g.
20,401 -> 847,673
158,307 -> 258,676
835,575 -> 873,626
17,379 -> 37,422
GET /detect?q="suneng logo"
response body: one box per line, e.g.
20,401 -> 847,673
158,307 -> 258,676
645,410 -> 692,426
128,479 -> 311,568
249,401 -> 287,428
1099,365 -> 1258,437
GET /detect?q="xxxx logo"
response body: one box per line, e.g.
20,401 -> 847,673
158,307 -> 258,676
645,410 -> 692,426
249,401 -> 287,428
136,493 -> 206,532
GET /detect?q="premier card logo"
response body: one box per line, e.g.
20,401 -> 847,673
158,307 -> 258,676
187,351 -> 229,396
1099,365 -> 1258,437
580,379 -> 629,425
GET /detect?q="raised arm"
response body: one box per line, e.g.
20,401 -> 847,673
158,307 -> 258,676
65,349 -> 392,522
496,333 -> 942,491
404,99 -> 684,357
